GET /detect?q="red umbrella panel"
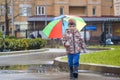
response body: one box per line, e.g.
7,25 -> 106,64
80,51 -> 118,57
49,20 -> 63,38
42,15 -> 86,38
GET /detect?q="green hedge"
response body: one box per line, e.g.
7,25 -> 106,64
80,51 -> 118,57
0,38 -> 47,51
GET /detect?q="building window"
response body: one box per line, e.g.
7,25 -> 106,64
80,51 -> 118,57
19,4 -> 31,16
8,6 -> 12,15
2,25 -> 4,31
0,6 -> 5,15
60,7 -> 64,15
16,25 -> 20,31
36,6 -> 45,15
92,7 -> 96,16
0,5 -> 11,15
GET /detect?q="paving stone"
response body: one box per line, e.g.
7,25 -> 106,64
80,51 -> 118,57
0,72 -> 119,80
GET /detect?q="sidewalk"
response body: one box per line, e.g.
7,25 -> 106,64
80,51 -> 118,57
0,71 -> 119,80
0,48 -> 120,80
0,48 -> 66,66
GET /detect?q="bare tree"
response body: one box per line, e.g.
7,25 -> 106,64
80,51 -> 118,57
5,0 -> 9,36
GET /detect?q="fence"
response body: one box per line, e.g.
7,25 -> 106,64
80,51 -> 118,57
9,29 -> 43,39
8,30 -> 100,45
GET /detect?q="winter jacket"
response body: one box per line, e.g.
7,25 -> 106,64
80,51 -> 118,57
62,28 -> 86,54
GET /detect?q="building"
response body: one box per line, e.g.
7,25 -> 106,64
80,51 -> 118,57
0,0 -> 120,44
113,0 -> 120,16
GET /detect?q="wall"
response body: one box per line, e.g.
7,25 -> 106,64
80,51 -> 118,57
87,0 -> 101,16
101,0 -> 114,16
113,0 -> 120,16
69,0 -> 87,6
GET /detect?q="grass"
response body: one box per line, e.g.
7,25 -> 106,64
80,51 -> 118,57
0,65 -> 29,70
61,45 -> 120,66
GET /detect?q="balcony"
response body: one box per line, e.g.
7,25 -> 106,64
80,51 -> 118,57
69,6 -> 87,16
69,0 -> 87,6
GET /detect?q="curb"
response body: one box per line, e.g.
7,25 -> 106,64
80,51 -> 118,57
0,48 -> 49,55
54,56 -> 120,74
0,47 -> 112,55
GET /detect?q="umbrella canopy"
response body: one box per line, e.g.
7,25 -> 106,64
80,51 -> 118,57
42,15 -> 86,38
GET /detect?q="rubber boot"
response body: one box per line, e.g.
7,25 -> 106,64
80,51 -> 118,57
73,66 -> 78,79
69,66 -> 74,80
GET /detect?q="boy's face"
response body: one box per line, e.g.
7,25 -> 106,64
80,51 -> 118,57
69,24 -> 75,30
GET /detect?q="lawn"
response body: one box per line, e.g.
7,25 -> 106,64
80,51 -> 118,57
61,45 -> 120,66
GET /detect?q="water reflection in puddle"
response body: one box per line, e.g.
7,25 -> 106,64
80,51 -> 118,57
0,64 -> 60,74
29,64 -> 60,73
0,70 -> 29,74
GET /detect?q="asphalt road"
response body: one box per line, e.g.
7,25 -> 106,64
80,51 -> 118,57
0,48 -> 66,66
0,48 -> 119,80
0,48 -> 96,66
0,71 -> 119,80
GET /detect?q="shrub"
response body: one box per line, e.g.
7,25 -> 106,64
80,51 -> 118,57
0,38 -> 47,51
27,38 -> 45,49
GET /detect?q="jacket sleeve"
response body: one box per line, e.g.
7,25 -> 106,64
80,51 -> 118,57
79,34 -> 86,49
62,34 -> 67,46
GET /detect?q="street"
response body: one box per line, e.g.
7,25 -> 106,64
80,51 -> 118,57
0,71 -> 119,80
0,48 -> 119,80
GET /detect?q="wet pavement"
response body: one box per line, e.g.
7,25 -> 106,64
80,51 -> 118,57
0,71 -> 119,80
0,48 -> 66,66
0,48 -> 120,80
0,48 -> 93,66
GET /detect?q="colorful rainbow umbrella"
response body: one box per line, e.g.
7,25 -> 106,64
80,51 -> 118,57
42,15 -> 86,38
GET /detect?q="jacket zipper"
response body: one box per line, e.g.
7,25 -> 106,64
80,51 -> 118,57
73,31 -> 75,53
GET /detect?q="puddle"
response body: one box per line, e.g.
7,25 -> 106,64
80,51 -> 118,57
0,70 -> 28,74
0,64 -> 60,74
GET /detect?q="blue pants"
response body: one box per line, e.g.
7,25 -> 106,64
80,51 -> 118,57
67,53 -> 80,67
